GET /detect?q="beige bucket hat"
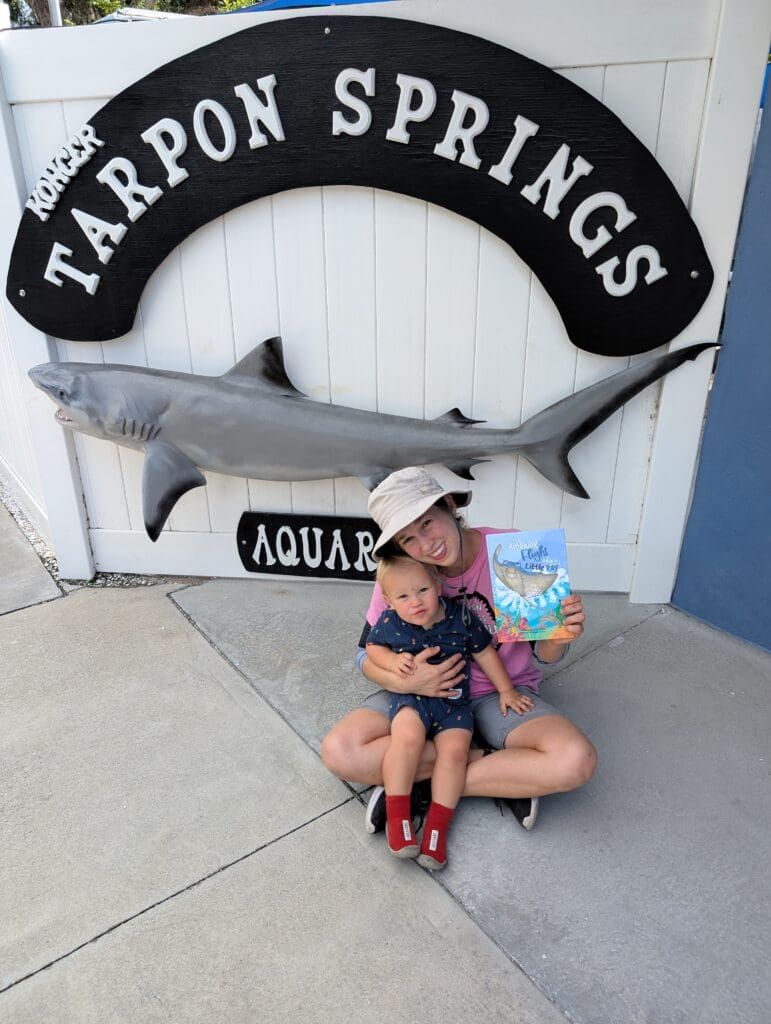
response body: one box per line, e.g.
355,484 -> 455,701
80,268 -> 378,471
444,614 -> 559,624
368,467 -> 471,556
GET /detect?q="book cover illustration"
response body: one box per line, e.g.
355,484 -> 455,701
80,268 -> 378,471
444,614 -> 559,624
485,528 -> 573,642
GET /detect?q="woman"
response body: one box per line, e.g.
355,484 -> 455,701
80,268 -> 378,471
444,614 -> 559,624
320,466 -> 597,831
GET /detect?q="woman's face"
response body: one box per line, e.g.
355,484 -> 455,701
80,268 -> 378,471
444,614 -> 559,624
392,503 -> 461,571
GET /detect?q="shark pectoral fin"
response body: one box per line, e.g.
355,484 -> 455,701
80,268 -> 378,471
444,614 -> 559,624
445,458 -> 488,481
142,441 -> 206,542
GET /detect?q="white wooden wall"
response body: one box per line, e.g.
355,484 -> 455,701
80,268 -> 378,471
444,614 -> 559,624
0,0 -> 767,593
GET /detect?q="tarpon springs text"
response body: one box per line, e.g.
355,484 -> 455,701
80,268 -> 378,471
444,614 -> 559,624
32,69 -> 667,302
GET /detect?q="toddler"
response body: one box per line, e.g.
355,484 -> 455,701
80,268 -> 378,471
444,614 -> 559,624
366,555 -> 531,869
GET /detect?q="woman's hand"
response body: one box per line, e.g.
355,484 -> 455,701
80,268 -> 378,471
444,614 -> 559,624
498,688 -> 535,717
535,593 -> 585,664
560,593 -> 585,639
407,647 -> 466,697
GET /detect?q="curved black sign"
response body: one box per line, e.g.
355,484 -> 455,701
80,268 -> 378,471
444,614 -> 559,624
7,16 -> 713,355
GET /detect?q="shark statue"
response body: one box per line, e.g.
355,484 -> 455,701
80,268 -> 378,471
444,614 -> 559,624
28,338 -> 715,542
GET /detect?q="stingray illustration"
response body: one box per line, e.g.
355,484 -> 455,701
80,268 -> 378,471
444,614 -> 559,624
28,338 -> 714,542
492,544 -> 558,601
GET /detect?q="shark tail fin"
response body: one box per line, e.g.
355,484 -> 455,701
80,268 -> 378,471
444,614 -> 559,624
511,342 -> 717,499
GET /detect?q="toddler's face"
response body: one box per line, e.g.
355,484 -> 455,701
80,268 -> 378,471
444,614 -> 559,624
384,563 -> 442,626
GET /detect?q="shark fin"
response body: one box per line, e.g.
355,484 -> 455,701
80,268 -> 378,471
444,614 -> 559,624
435,408 -> 485,427
512,342 -> 717,498
224,337 -> 306,398
142,440 -> 206,542
445,458 -> 489,481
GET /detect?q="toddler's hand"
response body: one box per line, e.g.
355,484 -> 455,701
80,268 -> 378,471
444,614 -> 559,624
393,652 -> 415,677
498,688 -> 535,717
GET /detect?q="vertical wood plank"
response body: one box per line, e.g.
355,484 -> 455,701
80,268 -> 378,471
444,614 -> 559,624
468,231 -> 531,528
180,217 -> 247,533
273,187 -> 334,514
374,192 -> 427,419
224,195 -> 290,514
323,185 -> 377,516
514,280 -> 576,530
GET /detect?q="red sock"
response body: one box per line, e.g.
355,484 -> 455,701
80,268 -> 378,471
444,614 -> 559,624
419,802 -> 455,866
385,795 -> 418,854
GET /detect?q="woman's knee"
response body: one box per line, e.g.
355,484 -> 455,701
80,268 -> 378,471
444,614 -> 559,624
320,712 -> 390,777
557,737 -> 598,790
320,724 -> 365,776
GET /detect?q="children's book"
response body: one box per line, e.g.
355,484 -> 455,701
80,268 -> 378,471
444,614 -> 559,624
485,528 -> 573,642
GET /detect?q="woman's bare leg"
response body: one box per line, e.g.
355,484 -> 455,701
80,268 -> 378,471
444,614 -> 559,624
462,715 -> 597,799
321,711 -> 596,798
320,709 -> 437,787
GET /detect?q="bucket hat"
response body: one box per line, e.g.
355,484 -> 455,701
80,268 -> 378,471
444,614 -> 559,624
368,467 -> 471,555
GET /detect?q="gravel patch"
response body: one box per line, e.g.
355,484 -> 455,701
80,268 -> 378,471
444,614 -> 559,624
0,471 -> 207,590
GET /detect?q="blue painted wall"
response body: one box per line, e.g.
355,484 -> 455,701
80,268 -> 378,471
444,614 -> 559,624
673,107 -> 771,653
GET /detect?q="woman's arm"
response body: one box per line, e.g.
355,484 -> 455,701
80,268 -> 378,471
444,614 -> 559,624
361,645 -> 466,696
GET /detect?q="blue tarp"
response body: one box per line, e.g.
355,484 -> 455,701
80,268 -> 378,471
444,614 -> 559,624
233,0 -> 394,11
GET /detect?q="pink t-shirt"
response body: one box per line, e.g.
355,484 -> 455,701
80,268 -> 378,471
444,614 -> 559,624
366,527 -> 542,697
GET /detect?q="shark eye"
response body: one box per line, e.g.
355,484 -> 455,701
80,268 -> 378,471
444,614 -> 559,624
58,389 -> 66,399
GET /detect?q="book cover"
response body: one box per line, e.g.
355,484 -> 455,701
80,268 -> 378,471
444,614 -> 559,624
485,528 -> 573,642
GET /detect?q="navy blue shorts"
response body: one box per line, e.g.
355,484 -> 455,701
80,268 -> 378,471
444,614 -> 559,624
388,693 -> 474,737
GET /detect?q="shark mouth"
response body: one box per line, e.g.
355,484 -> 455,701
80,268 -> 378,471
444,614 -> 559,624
55,409 -> 75,426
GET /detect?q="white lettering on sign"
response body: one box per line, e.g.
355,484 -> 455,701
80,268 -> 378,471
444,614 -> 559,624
251,523 -> 277,567
70,208 -> 127,265
275,525 -> 301,567
520,144 -> 594,219
32,68 -> 668,304
386,74 -> 437,144
569,191 -> 637,258
332,67 -> 376,137
299,526 -> 324,568
233,75 -> 286,149
44,242 -> 100,294
354,530 -> 377,572
433,89 -> 490,170
96,157 -> 163,222
488,115 -> 540,185
595,245 -> 668,296
247,520 -> 376,577
25,124 -> 105,222
141,118 -> 190,187
193,99 -> 237,162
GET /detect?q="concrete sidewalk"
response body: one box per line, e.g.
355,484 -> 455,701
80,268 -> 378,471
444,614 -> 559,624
2,502 -> 770,1024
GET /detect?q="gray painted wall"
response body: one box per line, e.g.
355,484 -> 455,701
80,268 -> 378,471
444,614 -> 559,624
673,105 -> 771,653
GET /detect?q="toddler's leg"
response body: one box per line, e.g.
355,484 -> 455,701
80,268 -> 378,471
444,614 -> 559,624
383,708 -> 426,858
418,728 -> 472,871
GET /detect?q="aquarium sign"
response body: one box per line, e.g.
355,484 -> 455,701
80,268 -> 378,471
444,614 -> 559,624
237,511 -> 377,581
